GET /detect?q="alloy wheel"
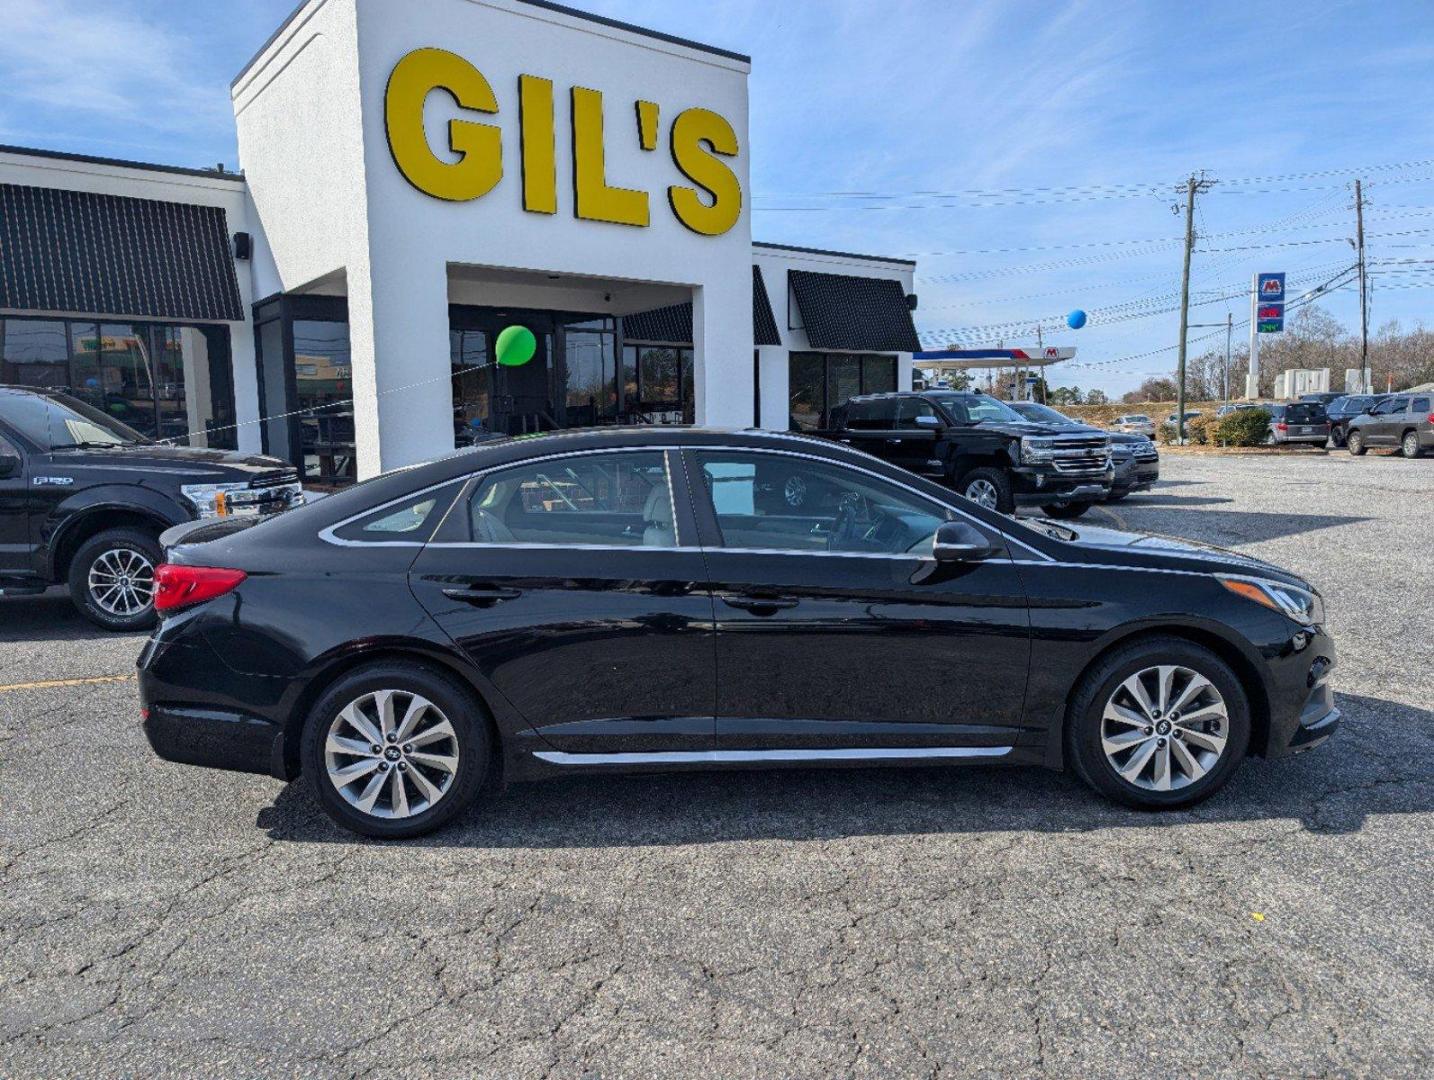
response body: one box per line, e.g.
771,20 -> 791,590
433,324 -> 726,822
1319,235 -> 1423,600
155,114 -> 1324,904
965,478 -> 999,509
1100,665 -> 1228,792
87,548 -> 155,617
1403,432 -> 1420,458
324,690 -> 460,819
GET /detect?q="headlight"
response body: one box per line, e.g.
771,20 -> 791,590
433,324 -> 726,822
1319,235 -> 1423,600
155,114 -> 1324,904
1219,575 -> 1324,626
1020,437 -> 1056,464
180,482 -> 248,518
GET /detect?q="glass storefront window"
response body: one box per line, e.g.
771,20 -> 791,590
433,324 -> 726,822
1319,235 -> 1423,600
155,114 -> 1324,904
620,344 -> 694,424
292,319 -> 355,485
788,352 -> 825,431
789,352 -> 900,430
564,327 -> 617,426
0,316 -> 235,448
450,329 -> 494,445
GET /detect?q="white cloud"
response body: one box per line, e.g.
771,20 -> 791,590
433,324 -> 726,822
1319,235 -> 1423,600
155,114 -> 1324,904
0,0 -> 233,138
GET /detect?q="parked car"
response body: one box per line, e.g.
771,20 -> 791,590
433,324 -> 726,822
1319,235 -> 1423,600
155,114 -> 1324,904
139,426 -> 1340,838
1216,403 -> 1260,418
1005,401 -> 1158,501
1324,394 -> 1385,447
1346,393 -> 1433,458
1166,410 -> 1203,425
1112,414 -> 1156,436
820,391 -> 1112,518
1259,402 -> 1331,445
1299,392 -> 1344,407
0,385 -> 303,630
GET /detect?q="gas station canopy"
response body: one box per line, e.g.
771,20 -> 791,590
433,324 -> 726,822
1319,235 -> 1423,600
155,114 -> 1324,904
912,347 -> 1077,370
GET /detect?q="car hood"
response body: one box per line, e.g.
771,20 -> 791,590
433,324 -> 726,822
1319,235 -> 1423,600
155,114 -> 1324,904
1050,521 -> 1310,588
47,443 -> 294,479
981,421 -> 1109,439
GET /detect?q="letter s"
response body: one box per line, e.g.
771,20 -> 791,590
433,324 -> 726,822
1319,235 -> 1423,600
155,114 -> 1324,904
667,108 -> 742,236
385,48 -> 502,202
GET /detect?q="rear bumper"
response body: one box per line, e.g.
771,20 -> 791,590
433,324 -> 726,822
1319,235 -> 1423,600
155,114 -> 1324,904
143,704 -> 284,778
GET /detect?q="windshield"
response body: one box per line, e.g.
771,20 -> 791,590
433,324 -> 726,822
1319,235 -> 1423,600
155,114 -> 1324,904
0,389 -> 149,450
1009,402 -> 1078,426
927,394 -> 1026,424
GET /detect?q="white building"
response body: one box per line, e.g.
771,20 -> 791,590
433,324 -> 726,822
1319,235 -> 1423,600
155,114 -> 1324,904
0,0 -> 919,484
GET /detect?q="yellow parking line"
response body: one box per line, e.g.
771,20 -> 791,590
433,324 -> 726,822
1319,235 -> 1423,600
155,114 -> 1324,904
0,673 -> 137,693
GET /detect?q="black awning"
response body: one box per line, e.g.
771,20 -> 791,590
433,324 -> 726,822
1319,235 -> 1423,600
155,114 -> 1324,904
620,302 -> 693,345
752,265 -> 781,346
0,183 -> 244,322
788,269 -> 920,352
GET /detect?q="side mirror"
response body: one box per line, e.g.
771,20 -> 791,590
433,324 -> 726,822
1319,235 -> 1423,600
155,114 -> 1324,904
912,414 -> 943,429
932,521 -> 993,563
0,451 -> 19,479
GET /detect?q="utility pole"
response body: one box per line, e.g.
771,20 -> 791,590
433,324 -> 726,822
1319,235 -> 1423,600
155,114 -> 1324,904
1355,178 -> 1369,379
1225,311 -> 1233,405
1175,172 -> 1216,442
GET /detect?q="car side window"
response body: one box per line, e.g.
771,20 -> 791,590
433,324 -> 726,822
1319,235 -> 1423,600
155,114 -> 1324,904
896,398 -> 940,430
693,450 -> 954,557
468,451 -> 676,547
330,483 -> 461,543
1410,397 -> 1429,414
1376,398 -> 1407,414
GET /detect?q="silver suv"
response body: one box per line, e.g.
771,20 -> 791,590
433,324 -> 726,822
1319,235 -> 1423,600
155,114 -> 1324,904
1346,394 -> 1433,458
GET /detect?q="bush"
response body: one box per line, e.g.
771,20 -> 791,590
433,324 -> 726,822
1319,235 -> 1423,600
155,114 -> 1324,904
1214,408 -> 1270,446
1185,415 -> 1212,445
1157,422 -> 1177,444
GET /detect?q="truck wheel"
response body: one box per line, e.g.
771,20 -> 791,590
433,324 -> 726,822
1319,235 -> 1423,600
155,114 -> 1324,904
1041,501 -> 1094,519
957,468 -> 1013,513
1347,431 -> 1367,456
68,528 -> 162,632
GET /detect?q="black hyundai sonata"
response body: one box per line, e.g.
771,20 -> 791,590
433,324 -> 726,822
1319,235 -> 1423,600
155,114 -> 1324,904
138,427 -> 1339,838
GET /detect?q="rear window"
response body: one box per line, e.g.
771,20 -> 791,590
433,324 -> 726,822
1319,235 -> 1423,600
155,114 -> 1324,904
1285,403 -> 1326,423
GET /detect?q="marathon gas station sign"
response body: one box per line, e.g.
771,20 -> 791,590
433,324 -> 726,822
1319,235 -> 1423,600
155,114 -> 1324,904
1257,272 -> 1285,333
384,47 -> 743,237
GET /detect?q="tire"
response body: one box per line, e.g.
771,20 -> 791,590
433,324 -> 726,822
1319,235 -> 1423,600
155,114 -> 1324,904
68,527 -> 162,632
957,467 -> 1014,513
300,662 -> 491,839
1347,430 -> 1367,456
1401,431 -> 1423,459
1040,500 -> 1094,519
1330,428 -> 1346,448
1066,637 -> 1251,810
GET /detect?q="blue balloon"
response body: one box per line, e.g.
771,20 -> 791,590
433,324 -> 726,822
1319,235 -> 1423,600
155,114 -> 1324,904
1067,309 -> 1087,330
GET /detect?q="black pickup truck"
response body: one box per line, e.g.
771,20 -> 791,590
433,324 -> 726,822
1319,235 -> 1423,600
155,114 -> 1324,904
817,390 -> 1113,517
0,386 -> 303,631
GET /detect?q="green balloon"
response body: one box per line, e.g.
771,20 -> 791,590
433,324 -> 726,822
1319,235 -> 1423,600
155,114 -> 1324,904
496,325 -> 537,367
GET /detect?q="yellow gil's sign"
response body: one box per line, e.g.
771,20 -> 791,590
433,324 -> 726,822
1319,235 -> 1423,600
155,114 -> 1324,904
384,47 -> 741,237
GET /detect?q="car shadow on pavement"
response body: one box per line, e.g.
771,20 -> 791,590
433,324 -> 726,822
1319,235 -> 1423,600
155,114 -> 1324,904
0,591 -> 131,645
1117,494 -> 1234,508
259,691 -> 1431,849
1111,507 -> 1371,544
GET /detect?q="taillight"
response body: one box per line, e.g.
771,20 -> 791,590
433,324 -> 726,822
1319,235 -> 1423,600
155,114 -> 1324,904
1427,413 -> 1434,424
153,565 -> 247,612
1275,422 -> 1288,432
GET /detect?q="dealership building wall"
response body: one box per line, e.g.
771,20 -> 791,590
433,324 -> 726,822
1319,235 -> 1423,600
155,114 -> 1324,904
0,0 -> 918,484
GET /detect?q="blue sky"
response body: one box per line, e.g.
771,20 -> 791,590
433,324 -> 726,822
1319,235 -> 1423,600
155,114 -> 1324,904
3,0 -> 1432,394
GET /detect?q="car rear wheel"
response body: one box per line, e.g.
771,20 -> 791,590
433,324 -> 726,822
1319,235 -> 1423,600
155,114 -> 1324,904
957,467 -> 1013,513
1401,431 -> 1423,459
1067,638 -> 1250,809
301,663 -> 490,839
1347,431 -> 1367,455
68,527 -> 161,632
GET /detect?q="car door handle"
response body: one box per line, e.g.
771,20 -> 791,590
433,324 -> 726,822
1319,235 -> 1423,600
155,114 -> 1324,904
442,586 -> 523,606
722,595 -> 798,613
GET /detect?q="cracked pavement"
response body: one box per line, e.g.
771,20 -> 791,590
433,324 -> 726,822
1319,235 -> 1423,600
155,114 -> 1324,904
2,451 -> 1431,1078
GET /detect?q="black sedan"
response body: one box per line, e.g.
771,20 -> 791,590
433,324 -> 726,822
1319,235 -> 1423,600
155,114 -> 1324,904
139,428 -> 1339,838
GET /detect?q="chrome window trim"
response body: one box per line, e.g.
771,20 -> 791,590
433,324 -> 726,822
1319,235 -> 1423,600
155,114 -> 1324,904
533,745 -> 1014,766
1008,559 -> 1215,578
318,477 -> 470,548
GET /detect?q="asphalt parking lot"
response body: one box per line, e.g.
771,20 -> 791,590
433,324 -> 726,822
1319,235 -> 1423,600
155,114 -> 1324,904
2,451 -> 1431,1078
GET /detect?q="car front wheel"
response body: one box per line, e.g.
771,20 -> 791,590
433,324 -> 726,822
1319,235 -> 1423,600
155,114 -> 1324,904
301,663 -> 490,839
1347,431 -> 1367,455
1067,638 -> 1250,809
68,527 -> 161,632
958,467 -> 1014,513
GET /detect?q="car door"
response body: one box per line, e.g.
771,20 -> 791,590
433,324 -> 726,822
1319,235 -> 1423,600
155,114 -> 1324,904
1369,397 -> 1409,444
0,428 -> 31,575
407,448 -> 718,755
685,447 -> 1032,755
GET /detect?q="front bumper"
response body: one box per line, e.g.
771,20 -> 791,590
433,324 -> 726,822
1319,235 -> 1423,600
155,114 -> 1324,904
1011,464 -> 1113,506
1263,625 -> 1340,759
